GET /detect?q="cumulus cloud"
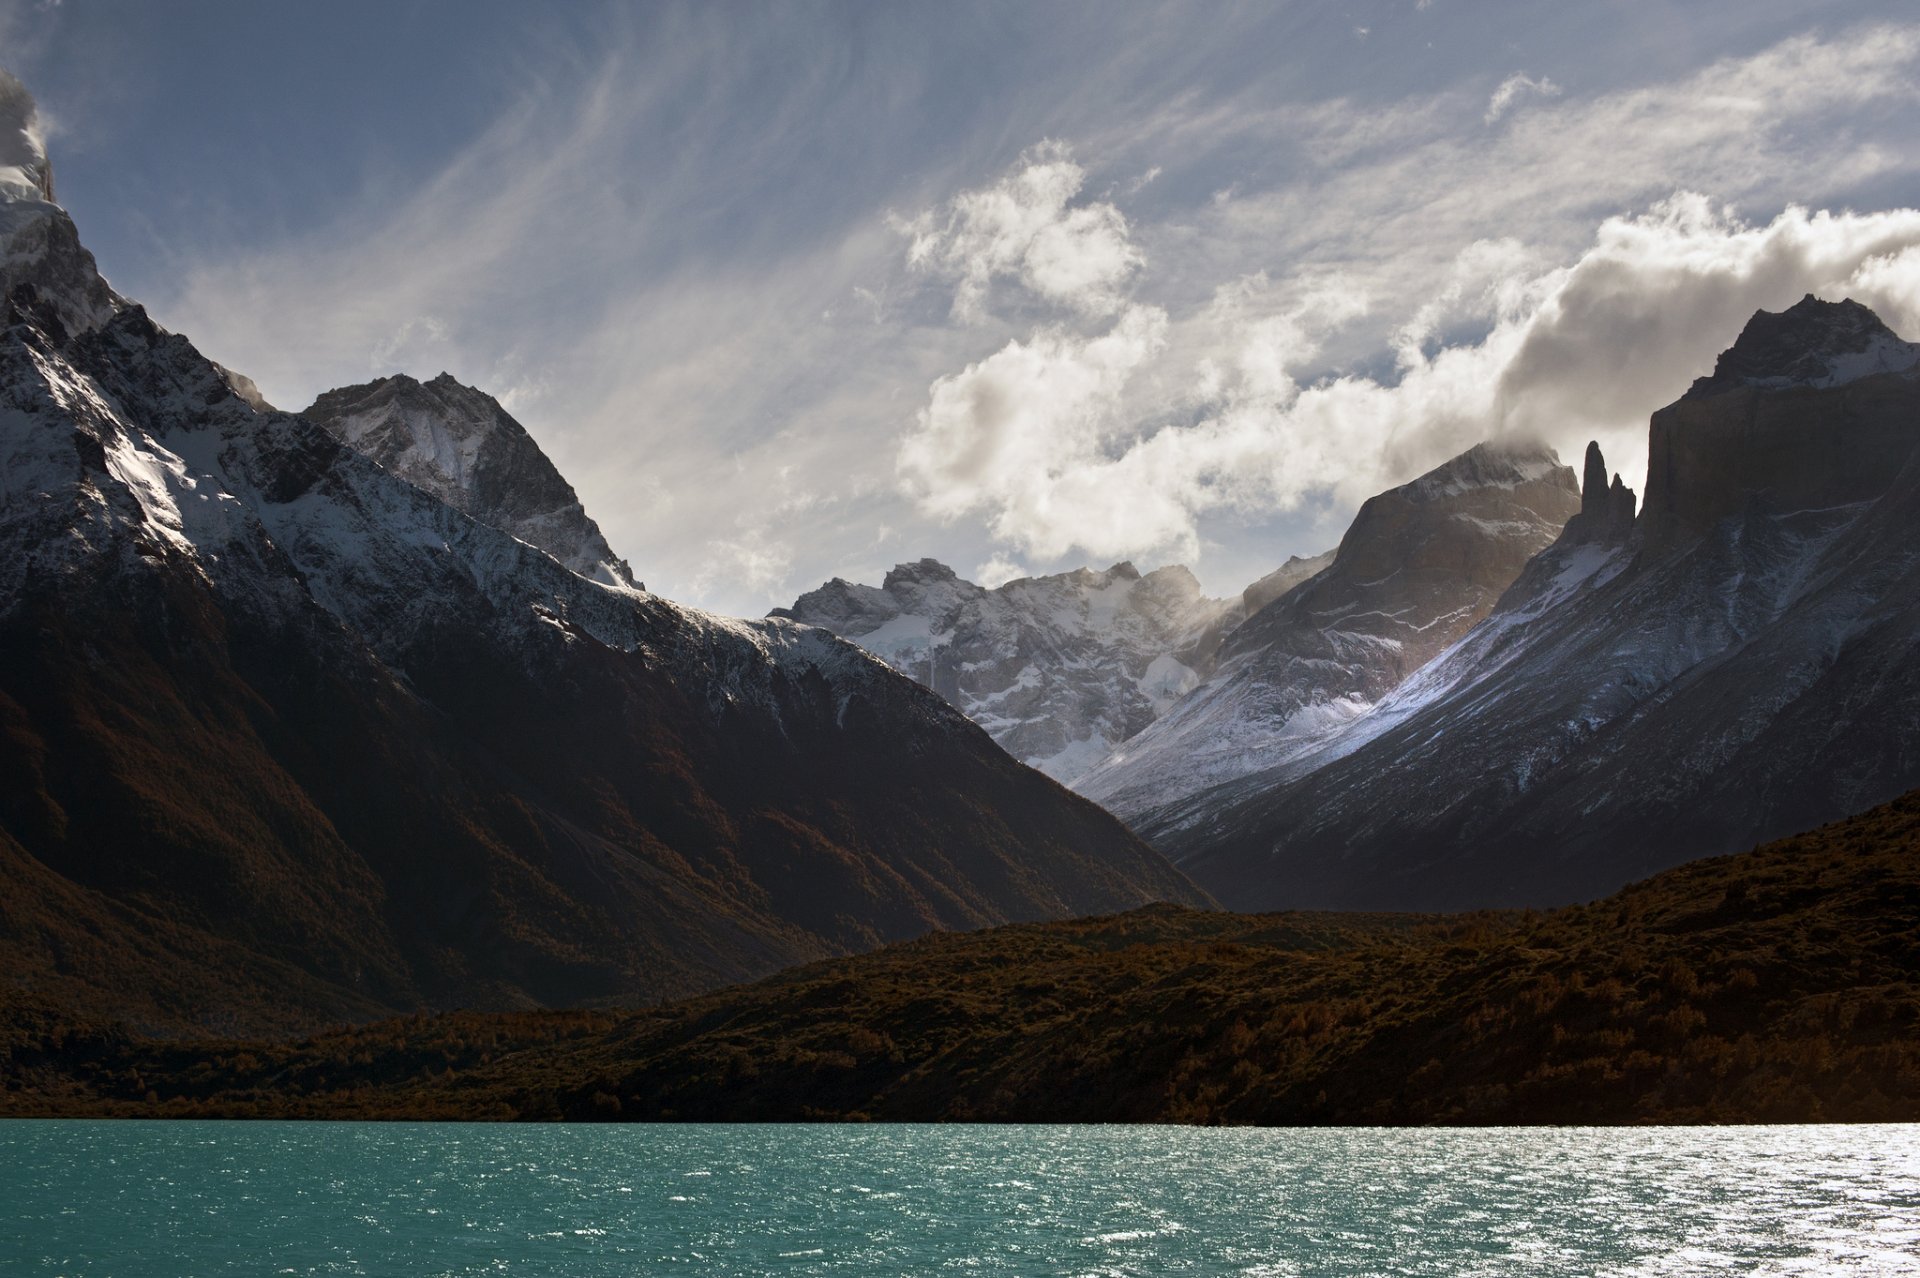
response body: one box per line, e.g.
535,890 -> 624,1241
899,304 -> 1173,556
898,200 -> 1920,566
897,140 -> 1144,322
1485,73 -> 1561,124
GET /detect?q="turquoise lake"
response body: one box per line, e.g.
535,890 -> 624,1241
3,1121 -> 1918,1275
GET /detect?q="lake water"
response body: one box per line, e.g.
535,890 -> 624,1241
3,1121 -> 1917,1275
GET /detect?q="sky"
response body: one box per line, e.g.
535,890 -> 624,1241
6,1 -> 1920,615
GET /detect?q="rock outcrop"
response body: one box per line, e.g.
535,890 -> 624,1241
1563,440 -> 1637,544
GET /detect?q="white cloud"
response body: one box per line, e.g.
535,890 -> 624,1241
898,199 -> 1920,567
899,303 -> 1174,558
1485,73 -> 1561,124
974,553 -> 1028,588
124,15 -> 1920,614
883,23 -> 1920,576
898,140 -> 1144,322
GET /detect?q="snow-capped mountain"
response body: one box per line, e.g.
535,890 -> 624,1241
1164,296 -> 1920,912
0,79 -> 1200,1034
305,372 -> 639,589
1075,441 -> 1581,825
774,553 -> 1329,782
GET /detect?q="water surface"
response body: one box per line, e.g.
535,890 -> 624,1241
4,1121 -> 1917,1275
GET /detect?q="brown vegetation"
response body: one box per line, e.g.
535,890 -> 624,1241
6,789 -> 1919,1124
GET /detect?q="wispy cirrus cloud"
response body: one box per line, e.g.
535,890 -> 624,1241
1484,73 -> 1561,124
100,8 -> 1920,613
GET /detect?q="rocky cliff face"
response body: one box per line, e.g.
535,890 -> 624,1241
0,87 -> 1202,1036
305,373 -> 638,588
1074,441 -> 1581,828
1165,297 -> 1920,912
1642,297 -> 1920,548
775,557 -> 1285,781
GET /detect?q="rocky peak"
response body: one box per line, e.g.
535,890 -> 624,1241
1076,438 -> 1581,825
881,558 -> 960,591
0,76 -> 120,337
304,372 -> 638,589
1325,440 -> 1577,589
1580,440 -> 1609,512
1399,439 -> 1566,503
1241,550 -> 1337,615
1685,296 -> 1920,399
1565,440 -> 1637,543
1646,299 -> 1920,546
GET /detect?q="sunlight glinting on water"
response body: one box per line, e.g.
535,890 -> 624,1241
4,1122 -> 1918,1276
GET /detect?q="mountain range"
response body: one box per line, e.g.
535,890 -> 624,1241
774,553 -> 1327,781
0,98 -> 1201,1038
6,63 -> 1920,1068
1153,295 -> 1920,910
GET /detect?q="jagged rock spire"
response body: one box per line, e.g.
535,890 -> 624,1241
1567,441 -> 1635,543
1581,441 -> 1610,519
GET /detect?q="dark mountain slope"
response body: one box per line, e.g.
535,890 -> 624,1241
11,787 -> 1920,1125
0,117 -> 1201,1037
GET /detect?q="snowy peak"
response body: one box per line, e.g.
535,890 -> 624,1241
1685,296 -> 1920,398
1397,439 -> 1565,502
776,556 -> 1282,781
304,372 -> 638,588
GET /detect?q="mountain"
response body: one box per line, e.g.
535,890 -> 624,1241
20,786 -> 1920,1125
1075,441 -> 1582,828
0,82 -> 1202,1038
305,373 -> 638,589
1165,296 -> 1920,911
774,553 -> 1329,782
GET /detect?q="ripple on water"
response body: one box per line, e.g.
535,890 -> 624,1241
1,1122 -> 1918,1276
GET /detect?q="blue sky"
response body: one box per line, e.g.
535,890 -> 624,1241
7,1 -> 1920,614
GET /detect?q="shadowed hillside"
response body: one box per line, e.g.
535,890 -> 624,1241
7,790 -> 1919,1125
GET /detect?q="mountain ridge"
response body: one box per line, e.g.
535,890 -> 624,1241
1075,438 -> 1582,829
1161,296 -> 1920,911
0,90 -> 1204,1038
773,552 -> 1333,781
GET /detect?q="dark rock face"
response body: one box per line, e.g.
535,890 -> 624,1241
1564,441 -> 1637,544
1167,300 -> 1920,913
0,187 -> 1203,1037
1645,303 -> 1920,547
1075,441 -> 1581,829
305,374 -> 639,588
1684,296 -> 1918,399
776,556 -> 1288,782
